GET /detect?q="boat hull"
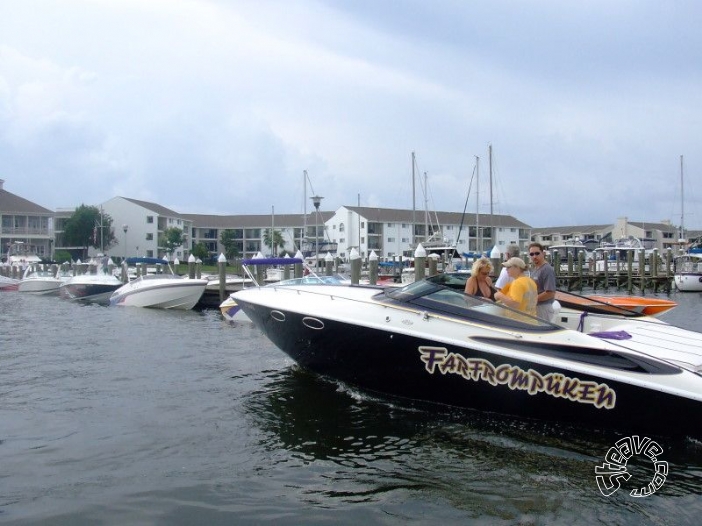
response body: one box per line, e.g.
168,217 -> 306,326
18,279 -> 62,295
674,273 -> 702,292
110,280 -> 207,310
582,294 -> 677,316
235,285 -> 702,438
60,281 -> 123,305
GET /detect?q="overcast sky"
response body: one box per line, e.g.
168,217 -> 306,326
1,0 -> 700,229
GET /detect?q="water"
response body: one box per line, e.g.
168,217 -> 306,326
2,291 -> 702,525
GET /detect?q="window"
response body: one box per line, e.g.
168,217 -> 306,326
387,237 -> 395,243
146,216 -> 154,224
146,233 -> 153,241
339,223 -> 345,232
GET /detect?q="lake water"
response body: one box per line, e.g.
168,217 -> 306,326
2,290 -> 702,525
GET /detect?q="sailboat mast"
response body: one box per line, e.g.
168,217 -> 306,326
303,170 -> 308,249
424,172 -> 429,242
411,152 -> 416,247
680,155 -> 685,242
271,205 -> 275,256
475,156 -> 480,254
488,144 -> 493,249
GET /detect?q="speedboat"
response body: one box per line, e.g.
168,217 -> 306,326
110,257 -> 207,310
18,263 -> 71,295
60,271 -> 123,305
567,293 -> 677,317
232,279 -> 702,438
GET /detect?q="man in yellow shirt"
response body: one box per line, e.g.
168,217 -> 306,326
494,257 -> 537,316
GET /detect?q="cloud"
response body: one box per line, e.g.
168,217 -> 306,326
0,0 -> 700,230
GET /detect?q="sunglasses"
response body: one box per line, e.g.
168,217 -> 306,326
529,252 -> 542,256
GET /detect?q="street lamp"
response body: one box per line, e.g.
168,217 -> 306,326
310,195 -> 323,269
122,224 -> 128,260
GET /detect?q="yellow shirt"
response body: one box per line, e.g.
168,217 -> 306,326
500,276 -> 538,316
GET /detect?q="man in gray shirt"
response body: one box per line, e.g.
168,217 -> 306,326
528,242 -> 556,321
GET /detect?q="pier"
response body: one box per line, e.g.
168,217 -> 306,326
551,249 -> 674,294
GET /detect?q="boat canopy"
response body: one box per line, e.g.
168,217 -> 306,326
241,257 -> 303,266
125,257 -> 170,265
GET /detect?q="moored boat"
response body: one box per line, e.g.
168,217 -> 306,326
674,253 -> 702,292
571,294 -> 677,316
233,279 -> 702,438
110,257 -> 207,310
60,272 -> 123,305
18,263 -> 71,295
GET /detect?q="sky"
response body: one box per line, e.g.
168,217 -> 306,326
1,0 -> 701,229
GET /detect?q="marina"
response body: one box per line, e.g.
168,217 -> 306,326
2,287 -> 702,524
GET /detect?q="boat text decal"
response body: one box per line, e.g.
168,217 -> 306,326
418,346 -> 616,409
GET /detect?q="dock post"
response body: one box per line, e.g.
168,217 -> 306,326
369,250 -> 378,285
428,253 -> 438,277
325,252 -> 334,276
188,254 -> 196,279
350,248 -> 361,284
218,253 -> 227,303
414,244 -> 426,283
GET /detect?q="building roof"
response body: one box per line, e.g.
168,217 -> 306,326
121,197 -> 182,218
181,211 -> 335,229
0,185 -> 53,214
530,224 -> 611,235
341,206 -> 531,228
532,221 -> 678,236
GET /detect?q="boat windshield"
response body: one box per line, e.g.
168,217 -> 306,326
381,280 -> 557,332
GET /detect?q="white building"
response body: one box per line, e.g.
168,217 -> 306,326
326,206 -> 531,260
99,197 -> 194,261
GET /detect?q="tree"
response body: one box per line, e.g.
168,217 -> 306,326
160,227 -> 184,257
220,229 -> 241,260
191,242 -> 210,261
63,204 -> 116,260
263,228 -> 285,256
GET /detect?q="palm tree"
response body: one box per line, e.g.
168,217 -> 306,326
263,229 -> 285,256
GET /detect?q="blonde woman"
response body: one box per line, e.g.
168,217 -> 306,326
464,258 -> 495,300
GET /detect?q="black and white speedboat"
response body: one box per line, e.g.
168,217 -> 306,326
60,272 -> 123,305
233,279 -> 702,438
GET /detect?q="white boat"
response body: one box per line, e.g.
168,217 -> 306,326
674,252 -> 702,292
672,156 -> 702,291
6,241 -> 42,269
232,278 -> 702,438
110,257 -> 207,310
592,236 -> 652,273
548,239 -> 592,272
18,263 -> 71,295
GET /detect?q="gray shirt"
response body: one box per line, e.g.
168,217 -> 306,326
530,262 -> 556,304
